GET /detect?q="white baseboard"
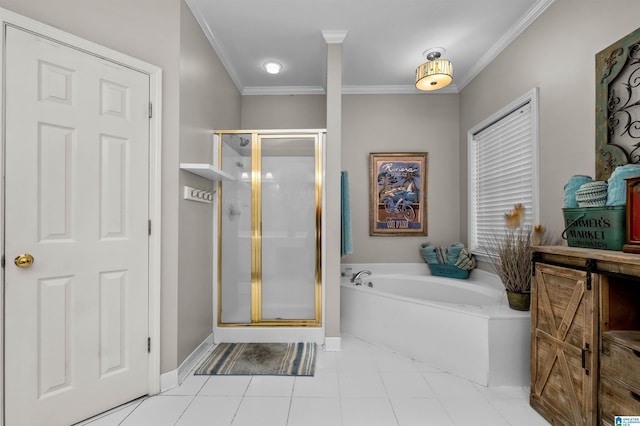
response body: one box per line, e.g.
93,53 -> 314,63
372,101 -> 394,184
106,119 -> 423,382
160,333 -> 214,392
324,336 -> 342,351
160,370 -> 178,393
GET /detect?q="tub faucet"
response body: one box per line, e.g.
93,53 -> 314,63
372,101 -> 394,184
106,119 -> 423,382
351,270 -> 372,285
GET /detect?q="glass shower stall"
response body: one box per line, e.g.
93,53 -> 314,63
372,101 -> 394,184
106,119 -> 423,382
215,130 -> 324,330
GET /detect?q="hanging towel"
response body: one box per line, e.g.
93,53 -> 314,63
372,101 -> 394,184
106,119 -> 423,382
606,164 -> 640,206
341,171 -> 353,257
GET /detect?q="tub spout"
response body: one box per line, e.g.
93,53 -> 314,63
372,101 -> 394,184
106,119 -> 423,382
351,270 -> 372,285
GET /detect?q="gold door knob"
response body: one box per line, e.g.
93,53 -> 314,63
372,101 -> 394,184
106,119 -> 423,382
14,254 -> 34,268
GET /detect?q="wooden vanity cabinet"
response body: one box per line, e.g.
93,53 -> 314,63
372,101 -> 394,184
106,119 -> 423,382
530,246 -> 640,425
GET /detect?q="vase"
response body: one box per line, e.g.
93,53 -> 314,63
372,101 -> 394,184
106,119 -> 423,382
506,290 -> 530,311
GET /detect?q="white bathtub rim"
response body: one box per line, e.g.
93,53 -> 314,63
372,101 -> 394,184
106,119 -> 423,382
340,264 -> 527,319
340,280 -> 519,320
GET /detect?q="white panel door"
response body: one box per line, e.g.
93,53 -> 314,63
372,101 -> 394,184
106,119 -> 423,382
4,26 -> 150,426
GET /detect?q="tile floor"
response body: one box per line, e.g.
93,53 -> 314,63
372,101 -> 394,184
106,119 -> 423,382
79,335 -> 549,426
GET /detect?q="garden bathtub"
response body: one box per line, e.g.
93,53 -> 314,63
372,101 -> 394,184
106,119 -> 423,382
340,263 -> 530,387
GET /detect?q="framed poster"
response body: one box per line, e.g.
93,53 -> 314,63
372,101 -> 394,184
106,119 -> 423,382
369,152 -> 428,236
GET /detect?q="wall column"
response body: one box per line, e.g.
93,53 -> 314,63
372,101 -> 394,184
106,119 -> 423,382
323,30 -> 346,350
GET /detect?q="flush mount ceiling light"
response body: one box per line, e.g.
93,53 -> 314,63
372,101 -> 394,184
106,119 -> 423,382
263,60 -> 282,75
415,48 -> 453,91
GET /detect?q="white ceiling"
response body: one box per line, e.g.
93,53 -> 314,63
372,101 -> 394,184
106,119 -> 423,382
185,0 -> 554,95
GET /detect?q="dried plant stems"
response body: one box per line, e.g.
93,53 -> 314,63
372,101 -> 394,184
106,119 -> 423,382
485,204 -> 560,294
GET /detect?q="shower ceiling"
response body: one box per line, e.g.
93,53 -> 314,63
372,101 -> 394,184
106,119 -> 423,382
185,0 -> 553,95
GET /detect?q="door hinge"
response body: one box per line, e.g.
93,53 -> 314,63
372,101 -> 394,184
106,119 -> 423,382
531,252 -> 540,276
1,255 -> 4,268
148,337 -> 151,353
148,219 -> 152,236
148,102 -> 153,118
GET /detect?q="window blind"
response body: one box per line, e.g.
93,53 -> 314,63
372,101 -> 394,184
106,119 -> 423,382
469,102 -> 535,254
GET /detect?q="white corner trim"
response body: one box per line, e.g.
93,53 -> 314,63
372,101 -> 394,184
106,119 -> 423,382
322,30 -> 348,44
185,0 -> 244,94
242,85 -> 326,96
456,0 -> 556,90
160,333 -> 214,392
324,337 -> 342,352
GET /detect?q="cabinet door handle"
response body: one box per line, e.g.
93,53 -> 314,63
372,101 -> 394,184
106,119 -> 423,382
581,343 -> 590,369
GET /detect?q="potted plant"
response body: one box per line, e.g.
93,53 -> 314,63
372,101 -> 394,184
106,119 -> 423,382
485,204 -> 559,311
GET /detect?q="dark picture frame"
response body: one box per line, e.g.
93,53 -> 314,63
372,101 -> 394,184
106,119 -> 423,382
369,152 -> 428,236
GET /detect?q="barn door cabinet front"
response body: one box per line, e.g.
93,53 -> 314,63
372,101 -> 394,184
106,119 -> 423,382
530,246 -> 640,426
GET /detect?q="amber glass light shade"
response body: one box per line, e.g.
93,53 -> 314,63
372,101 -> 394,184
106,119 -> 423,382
415,59 -> 453,91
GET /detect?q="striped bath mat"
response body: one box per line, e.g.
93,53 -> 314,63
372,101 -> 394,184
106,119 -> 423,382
195,342 -> 316,376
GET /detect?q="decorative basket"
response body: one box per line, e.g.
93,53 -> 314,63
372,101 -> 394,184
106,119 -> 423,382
562,206 -> 626,251
428,264 -> 470,280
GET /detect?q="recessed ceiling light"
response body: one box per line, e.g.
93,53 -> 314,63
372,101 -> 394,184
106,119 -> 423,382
263,61 -> 282,75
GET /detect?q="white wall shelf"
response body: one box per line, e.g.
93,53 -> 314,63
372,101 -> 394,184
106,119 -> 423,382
180,163 -> 235,181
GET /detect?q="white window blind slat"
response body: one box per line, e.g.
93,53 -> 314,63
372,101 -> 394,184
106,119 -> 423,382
469,100 -> 536,255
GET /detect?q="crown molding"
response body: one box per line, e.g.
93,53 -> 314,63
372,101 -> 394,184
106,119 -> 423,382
185,0 -> 244,93
456,0 -> 556,90
342,84 -> 458,95
241,84 -> 459,96
242,86 -> 326,96
322,30 -> 348,44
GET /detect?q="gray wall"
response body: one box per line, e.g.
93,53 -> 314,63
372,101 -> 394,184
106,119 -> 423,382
240,95 -> 326,129
178,2 -> 240,366
342,94 -> 460,263
241,93 -> 461,265
459,0 -> 640,243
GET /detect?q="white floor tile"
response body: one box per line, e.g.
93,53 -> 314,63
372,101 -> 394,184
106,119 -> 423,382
341,397 -> 398,426
339,372 -> 387,398
488,398 -> 550,426
423,372 -> 486,400
162,374 -> 209,396
335,349 -> 378,373
231,396 -> 290,426
390,397 -> 454,426
119,396 -> 193,426
70,335 -> 552,426
380,372 -> 435,398
440,398 -> 510,426
78,400 -> 142,426
412,359 -> 442,373
288,397 -> 341,426
293,372 -> 340,397
175,396 -> 242,426
475,384 -> 530,400
199,375 -> 251,396
371,347 -> 421,372
244,375 -> 294,397
314,349 -> 337,372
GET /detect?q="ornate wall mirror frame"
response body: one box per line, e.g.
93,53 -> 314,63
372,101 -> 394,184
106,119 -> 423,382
596,27 -> 640,181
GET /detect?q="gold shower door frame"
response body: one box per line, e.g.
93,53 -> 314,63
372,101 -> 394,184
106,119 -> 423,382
217,129 -> 324,327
